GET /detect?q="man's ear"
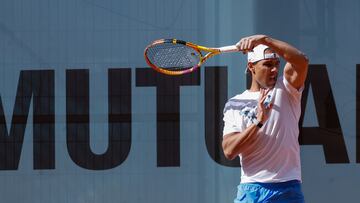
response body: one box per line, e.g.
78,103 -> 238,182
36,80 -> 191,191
247,62 -> 255,74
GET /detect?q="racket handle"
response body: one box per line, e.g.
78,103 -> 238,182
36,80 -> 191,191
219,45 -> 239,53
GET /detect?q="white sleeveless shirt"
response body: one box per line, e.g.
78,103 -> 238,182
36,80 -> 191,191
223,76 -> 303,183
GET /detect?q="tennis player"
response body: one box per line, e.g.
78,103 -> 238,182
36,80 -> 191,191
222,34 -> 309,202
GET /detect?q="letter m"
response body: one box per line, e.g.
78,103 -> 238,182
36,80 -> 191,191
0,70 -> 54,170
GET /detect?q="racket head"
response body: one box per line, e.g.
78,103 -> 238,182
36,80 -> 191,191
144,39 -> 204,75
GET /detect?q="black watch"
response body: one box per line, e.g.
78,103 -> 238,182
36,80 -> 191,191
253,119 -> 263,128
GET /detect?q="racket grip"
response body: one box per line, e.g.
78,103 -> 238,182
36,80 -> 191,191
219,45 -> 239,53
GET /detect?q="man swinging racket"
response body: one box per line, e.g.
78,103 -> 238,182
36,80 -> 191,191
222,34 -> 309,203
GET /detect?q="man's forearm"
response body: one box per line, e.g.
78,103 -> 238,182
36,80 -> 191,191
222,123 -> 260,160
262,36 -> 309,67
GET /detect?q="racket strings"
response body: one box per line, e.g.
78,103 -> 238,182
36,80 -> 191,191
146,43 -> 201,70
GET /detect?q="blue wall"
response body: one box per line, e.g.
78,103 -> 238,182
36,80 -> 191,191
0,0 -> 359,202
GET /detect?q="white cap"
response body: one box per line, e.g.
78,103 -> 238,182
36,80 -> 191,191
247,44 -> 280,63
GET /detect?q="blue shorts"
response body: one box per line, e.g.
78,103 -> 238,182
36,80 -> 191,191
234,180 -> 305,203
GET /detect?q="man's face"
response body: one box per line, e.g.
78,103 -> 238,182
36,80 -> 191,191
249,50 -> 280,89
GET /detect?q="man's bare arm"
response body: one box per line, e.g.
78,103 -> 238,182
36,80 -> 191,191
237,35 -> 309,89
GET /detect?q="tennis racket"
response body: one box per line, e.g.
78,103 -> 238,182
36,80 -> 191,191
144,39 -> 239,75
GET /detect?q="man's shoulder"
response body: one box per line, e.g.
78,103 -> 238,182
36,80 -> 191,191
226,91 -> 252,105
229,90 -> 259,101
275,75 -> 303,101
223,91 -> 258,113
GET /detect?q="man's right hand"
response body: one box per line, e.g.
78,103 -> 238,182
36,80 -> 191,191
256,88 -> 273,124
